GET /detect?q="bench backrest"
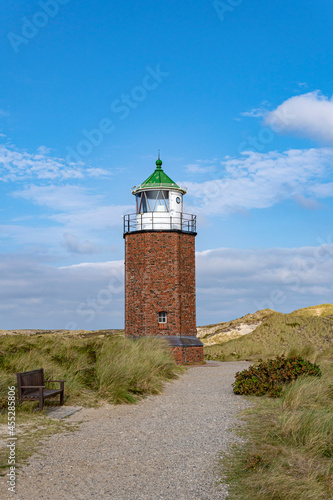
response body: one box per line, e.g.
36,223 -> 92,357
17,368 -> 44,397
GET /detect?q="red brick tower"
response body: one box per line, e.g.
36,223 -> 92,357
123,156 -> 203,363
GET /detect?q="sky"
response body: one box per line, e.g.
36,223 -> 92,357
1,0 -> 333,329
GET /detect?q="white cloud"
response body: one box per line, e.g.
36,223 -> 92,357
0,143 -> 115,182
62,233 -> 100,254
37,146 -> 51,155
60,261 -> 123,270
293,194 -> 322,210
0,256 -> 124,330
13,184 -> 102,211
240,101 -> 270,119
86,167 -> 112,177
51,204 -> 131,229
1,241 -> 333,329
241,107 -> 266,118
6,184 -> 131,253
298,82 -> 308,89
265,91 -> 333,143
186,164 -> 216,174
184,148 -> 333,215
185,159 -> 218,174
13,184 -> 131,228
0,143 -> 125,255
0,144 -> 83,182
196,242 -> 333,324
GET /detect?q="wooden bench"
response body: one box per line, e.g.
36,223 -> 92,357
17,369 -> 65,410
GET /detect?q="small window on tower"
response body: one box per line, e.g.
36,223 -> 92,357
158,311 -> 167,324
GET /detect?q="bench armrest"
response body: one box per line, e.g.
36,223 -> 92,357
45,380 -> 65,392
21,385 -> 45,389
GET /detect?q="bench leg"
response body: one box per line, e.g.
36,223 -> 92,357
39,388 -> 44,410
60,381 -> 64,406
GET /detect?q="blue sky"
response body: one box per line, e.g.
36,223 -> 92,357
1,0 -> 333,329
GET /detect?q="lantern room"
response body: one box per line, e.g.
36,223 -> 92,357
123,157 -> 196,234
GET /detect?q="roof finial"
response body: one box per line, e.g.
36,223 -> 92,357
156,150 -> 162,169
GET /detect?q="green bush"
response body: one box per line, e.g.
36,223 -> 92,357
233,355 -> 321,397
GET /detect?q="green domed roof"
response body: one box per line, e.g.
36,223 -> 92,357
135,157 -> 181,191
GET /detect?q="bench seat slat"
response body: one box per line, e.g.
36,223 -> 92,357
22,389 -> 63,399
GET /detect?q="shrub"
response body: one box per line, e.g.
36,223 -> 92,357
233,355 -> 321,397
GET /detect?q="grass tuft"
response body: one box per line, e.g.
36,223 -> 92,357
96,336 -> 179,403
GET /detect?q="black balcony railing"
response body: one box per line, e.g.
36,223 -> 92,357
123,212 -> 197,235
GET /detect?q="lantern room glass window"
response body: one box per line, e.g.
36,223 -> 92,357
158,311 -> 167,324
136,191 -> 169,214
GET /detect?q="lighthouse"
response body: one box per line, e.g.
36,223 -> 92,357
123,156 -> 203,364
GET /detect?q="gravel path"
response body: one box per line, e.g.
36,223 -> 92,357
14,361 -> 250,500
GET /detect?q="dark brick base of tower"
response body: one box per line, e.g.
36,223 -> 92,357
124,230 -> 203,363
170,346 -> 204,364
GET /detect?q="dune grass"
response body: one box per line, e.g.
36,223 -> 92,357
208,307 -> 333,498
291,303 -> 333,317
0,333 -> 181,408
220,356 -> 333,499
0,333 -> 182,473
204,313 -> 333,362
